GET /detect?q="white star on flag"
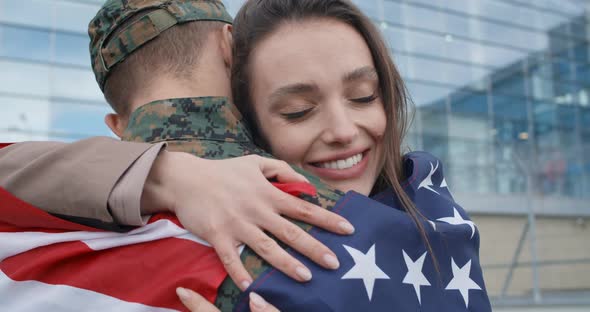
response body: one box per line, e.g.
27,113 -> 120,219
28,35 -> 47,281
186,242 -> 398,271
440,177 -> 448,188
341,244 -> 390,301
440,177 -> 455,198
428,220 -> 437,231
418,162 -> 440,195
445,258 -> 482,308
402,250 -> 431,305
437,207 -> 477,239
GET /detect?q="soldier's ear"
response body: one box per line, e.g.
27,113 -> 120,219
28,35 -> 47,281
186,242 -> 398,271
105,113 -> 127,138
220,24 -> 233,69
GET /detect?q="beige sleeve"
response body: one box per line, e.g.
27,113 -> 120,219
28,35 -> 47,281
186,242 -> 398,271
108,144 -> 164,226
0,137 -> 162,226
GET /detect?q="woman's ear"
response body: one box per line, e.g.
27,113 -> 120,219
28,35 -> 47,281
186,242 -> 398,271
220,24 -> 233,70
104,113 -> 127,138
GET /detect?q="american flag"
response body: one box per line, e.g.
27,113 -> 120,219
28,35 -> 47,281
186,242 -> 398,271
0,142 -> 227,311
235,152 -> 492,311
1,142 -> 490,311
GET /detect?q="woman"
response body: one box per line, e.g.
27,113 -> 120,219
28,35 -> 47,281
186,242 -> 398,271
230,0 -> 434,267
179,0 -> 489,310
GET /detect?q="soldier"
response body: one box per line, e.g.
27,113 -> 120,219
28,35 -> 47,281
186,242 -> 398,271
88,1 -> 361,307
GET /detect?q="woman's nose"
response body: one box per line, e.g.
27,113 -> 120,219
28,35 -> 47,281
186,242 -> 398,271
321,104 -> 359,145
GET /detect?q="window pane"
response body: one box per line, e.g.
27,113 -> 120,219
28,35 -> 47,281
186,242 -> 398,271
0,96 -> 51,142
0,0 -> 53,29
51,67 -> 104,101
49,101 -> 112,137
0,61 -> 51,96
55,33 -> 90,66
54,1 -> 101,33
0,25 -> 51,62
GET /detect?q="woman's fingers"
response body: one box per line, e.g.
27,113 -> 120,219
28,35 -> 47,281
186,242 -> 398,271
280,195 -> 355,235
249,292 -> 280,312
176,287 -> 219,312
242,224 -> 313,283
210,237 -> 253,291
257,156 -> 309,183
264,214 -> 340,270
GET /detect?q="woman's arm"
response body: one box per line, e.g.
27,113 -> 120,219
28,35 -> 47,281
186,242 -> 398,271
0,139 -> 354,288
0,137 -> 159,227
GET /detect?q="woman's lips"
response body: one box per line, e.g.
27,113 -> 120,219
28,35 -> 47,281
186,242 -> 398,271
306,150 -> 370,181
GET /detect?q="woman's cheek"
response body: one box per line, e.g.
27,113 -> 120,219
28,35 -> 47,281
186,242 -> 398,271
369,108 -> 387,141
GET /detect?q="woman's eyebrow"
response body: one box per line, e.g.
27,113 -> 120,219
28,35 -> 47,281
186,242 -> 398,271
268,83 -> 319,109
343,66 -> 378,83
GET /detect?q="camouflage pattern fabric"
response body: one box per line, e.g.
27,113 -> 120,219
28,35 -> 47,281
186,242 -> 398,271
121,96 -> 344,311
89,0 -> 232,90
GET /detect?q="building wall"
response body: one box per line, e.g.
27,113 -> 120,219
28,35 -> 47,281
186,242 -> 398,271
474,214 -> 590,298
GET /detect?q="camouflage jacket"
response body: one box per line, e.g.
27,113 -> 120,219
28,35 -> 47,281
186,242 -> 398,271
121,96 -> 344,310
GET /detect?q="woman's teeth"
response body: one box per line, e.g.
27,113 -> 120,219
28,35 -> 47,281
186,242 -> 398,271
317,153 -> 363,170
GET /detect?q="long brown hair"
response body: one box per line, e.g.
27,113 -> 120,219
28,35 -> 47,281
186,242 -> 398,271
231,0 -> 436,263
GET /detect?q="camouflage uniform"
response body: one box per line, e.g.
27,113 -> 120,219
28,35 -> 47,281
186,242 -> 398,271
89,1 -> 344,310
121,97 -> 344,310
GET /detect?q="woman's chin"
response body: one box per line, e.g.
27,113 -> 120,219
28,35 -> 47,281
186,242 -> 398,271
323,179 -> 374,196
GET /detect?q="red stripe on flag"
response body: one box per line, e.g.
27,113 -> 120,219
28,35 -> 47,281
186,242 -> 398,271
1,234 -> 226,311
271,182 -> 317,197
0,187 -> 99,232
0,143 -> 13,149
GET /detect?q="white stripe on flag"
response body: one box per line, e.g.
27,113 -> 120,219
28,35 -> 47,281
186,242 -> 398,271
82,219 -> 211,250
0,269 -> 176,312
0,219 -> 211,261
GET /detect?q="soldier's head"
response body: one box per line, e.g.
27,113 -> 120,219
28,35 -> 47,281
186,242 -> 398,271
89,0 -> 234,136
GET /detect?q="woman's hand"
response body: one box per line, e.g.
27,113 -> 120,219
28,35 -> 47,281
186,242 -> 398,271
176,287 -> 279,312
142,152 -> 354,289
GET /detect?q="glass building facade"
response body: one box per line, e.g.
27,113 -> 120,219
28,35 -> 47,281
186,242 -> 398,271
1,0 -> 589,309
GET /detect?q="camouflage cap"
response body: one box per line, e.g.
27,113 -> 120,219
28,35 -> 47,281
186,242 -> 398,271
89,0 -> 233,91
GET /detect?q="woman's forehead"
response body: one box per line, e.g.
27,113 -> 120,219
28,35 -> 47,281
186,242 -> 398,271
250,18 -> 376,88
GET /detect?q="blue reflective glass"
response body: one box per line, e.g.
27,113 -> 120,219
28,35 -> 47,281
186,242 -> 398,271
556,106 -> 577,130
0,0 -> 53,29
494,94 -> 528,124
583,129 -> 590,190
406,81 -> 454,107
55,33 -> 90,66
419,97 -> 449,166
492,71 -> 526,97
534,100 -> 556,143
575,64 -> 590,85
49,102 -> 112,137
581,107 -> 590,130
0,96 -> 52,140
451,89 -> 488,117
0,25 -> 51,62
54,2 -> 101,34
51,67 -> 104,101
0,60 -> 51,96
572,42 -> 590,63
224,0 -> 247,16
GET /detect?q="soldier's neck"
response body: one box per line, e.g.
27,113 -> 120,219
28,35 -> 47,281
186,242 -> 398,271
128,78 -> 231,114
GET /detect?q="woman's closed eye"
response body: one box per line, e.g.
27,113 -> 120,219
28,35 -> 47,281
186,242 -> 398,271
280,107 -> 314,120
350,93 -> 378,104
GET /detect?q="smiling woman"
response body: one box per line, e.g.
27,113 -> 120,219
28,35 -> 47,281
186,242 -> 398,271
231,0 -> 436,271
